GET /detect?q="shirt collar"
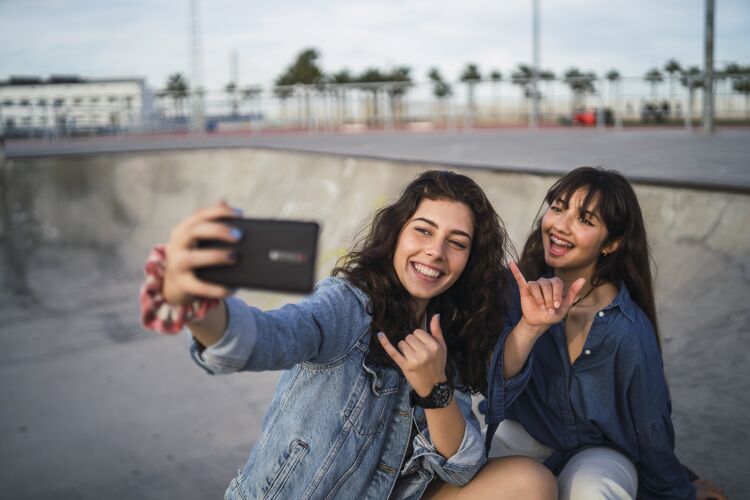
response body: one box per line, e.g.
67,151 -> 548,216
602,281 -> 636,322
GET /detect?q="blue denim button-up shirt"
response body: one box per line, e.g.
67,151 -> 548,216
485,281 -> 696,500
191,277 -> 516,499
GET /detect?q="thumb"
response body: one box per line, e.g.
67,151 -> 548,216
564,277 -> 588,308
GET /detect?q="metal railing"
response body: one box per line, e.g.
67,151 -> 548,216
2,74 -> 748,138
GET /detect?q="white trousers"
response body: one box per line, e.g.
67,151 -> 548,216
487,420 -> 638,500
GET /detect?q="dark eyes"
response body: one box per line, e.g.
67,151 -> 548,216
413,226 -> 468,249
550,205 -> 595,226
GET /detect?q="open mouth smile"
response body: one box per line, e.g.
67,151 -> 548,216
411,262 -> 444,280
549,234 -> 574,256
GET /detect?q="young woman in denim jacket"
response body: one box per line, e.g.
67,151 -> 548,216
484,167 -> 726,500
150,170 -> 555,499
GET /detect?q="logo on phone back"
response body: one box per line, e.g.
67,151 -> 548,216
268,250 -> 308,264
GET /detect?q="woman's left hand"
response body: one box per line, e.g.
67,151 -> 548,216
377,314 -> 448,397
693,479 -> 727,500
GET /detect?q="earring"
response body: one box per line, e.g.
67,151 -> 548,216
602,250 -> 608,256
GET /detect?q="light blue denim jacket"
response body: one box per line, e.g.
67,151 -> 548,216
190,277 -> 489,499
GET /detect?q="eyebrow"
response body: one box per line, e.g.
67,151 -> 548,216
413,217 -> 473,240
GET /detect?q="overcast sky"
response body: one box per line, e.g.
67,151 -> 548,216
1,0 -> 748,91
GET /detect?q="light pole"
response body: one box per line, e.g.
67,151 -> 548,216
703,0 -> 715,134
530,0 -> 540,129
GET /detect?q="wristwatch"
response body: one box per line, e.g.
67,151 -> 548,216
409,381 -> 454,409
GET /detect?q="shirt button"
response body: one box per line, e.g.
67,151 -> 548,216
584,349 -> 592,355
598,311 -> 605,317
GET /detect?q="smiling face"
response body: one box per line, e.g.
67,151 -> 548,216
541,187 -> 620,281
393,198 -> 474,318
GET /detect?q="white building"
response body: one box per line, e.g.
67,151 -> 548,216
0,75 -> 155,136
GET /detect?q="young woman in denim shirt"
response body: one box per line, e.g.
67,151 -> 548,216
144,170 -> 555,499
484,167 -> 726,500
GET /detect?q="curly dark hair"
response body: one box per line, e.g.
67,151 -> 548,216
518,166 -> 660,347
332,170 -> 513,394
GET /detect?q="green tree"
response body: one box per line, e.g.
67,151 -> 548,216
241,85 -> 262,117
460,63 -> 482,124
563,68 -> 596,114
357,68 -> 389,125
225,81 -> 238,116
679,66 -> 703,124
724,62 -> 750,117
164,73 -> 189,117
331,69 -> 353,124
428,68 -> 452,124
489,70 -> 503,118
644,68 -> 664,98
385,66 -> 412,124
663,59 -> 682,113
274,48 -> 325,125
428,67 -> 452,99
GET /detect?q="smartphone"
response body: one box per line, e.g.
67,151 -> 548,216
195,217 -> 320,294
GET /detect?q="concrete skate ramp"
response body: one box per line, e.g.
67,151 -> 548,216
1,149 -> 747,499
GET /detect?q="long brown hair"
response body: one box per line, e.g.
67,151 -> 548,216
518,166 -> 660,346
333,170 -> 513,393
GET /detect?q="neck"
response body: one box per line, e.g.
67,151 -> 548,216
554,267 -> 593,291
412,299 -> 428,325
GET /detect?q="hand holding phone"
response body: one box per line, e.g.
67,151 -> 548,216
195,218 -> 320,294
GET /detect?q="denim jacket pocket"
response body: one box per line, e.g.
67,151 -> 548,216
341,359 -> 400,436
259,439 -> 310,500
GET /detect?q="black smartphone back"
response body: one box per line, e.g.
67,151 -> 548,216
195,218 -> 320,294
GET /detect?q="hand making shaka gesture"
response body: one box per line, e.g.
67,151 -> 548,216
509,261 -> 587,330
377,314 -> 447,398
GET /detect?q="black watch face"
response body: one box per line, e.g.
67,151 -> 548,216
431,383 -> 453,407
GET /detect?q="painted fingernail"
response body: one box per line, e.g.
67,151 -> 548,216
377,332 -> 385,340
230,228 -> 243,239
554,301 -> 561,308
233,207 -> 243,216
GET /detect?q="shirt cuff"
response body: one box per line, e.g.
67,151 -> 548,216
189,297 -> 259,375
405,398 -> 486,486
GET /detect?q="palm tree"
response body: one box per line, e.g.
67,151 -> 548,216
385,67 -> 412,125
664,59 -> 682,116
680,66 -> 703,126
164,73 -> 189,117
357,68 -> 389,126
644,68 -> 664,99
606,69 -> 622,124
724,62 -> 750,118
490,70 -> 502,120
225,81 -> 238,116
274,48 -> 326,127
428,68 -> 452,124
460,63 -> 482,126
241,85 -> 262,119
563,67 -> 596,115
331,69 -> 352,125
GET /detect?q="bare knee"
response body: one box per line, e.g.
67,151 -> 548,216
426,456 -> 556,499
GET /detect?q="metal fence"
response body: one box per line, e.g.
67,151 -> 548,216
2,74 -> 748,138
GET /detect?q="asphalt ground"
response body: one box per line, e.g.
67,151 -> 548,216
1,139 -> 747,499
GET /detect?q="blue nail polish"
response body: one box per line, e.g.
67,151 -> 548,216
377,332 -> 385,339
230,228 -> 243,239
233,207 -> 243,216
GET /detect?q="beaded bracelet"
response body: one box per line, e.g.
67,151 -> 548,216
140,244 -> 220,334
